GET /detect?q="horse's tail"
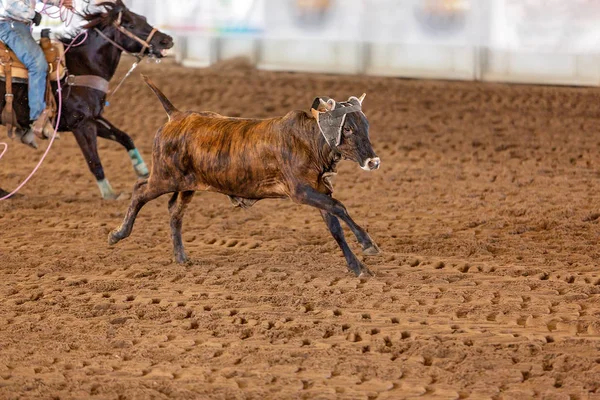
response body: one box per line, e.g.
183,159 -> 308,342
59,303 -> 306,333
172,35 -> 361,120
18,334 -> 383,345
141,74 -> 178,120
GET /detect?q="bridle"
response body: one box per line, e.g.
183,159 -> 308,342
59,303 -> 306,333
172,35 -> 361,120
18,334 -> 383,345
93,11 -> 158,63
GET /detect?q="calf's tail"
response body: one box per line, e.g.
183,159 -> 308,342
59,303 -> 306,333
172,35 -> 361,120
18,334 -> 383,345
141,74 -> 179,120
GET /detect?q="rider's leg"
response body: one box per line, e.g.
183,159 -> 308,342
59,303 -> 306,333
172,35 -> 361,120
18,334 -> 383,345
0,22 -> 36,147
0,22 -> 50,138
8,22 -> 47,123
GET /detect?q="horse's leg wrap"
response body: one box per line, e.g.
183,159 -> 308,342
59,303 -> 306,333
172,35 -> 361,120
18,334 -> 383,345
128,148 -> 149,177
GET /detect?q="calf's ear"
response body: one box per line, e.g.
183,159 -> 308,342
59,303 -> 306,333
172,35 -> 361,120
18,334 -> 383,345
348,93 -> 366,106
311,97 -> 335,112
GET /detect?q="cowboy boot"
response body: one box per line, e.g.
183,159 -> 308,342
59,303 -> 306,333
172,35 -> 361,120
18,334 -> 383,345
30,109 -> 60,140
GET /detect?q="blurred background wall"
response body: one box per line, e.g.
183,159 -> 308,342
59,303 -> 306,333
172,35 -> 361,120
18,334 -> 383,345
41,0 -> 600,86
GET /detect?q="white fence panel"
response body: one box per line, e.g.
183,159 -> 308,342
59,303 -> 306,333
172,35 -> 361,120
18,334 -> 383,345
481,50 -> 600,86
257,0 -> 363,74
363,0 -> 480,80
31,0 -> 600,87
481,0 -> 600,86
218,38 -> 258,64
258,40 -> 363,74
366,44 -> 477,80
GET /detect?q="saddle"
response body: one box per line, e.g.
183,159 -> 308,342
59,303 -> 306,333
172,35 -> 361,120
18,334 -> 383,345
0,39 -> 66,81
0,30 -> 64,138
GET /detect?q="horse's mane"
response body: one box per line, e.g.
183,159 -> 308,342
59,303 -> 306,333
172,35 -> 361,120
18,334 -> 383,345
57,0 -> 125,41
81,0 -> 126,30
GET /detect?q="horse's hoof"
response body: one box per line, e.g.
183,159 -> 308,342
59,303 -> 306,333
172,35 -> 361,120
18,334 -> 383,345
0,188 -> 22,199
116,192 -> 130,201
134,167 -> 149,179
102,192 -> 126,201
363,244 -> 381,256
134,165 -> 150,178
102,192 -> 119,200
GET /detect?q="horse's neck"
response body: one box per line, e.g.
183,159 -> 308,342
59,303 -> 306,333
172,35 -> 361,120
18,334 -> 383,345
64,30 -> 122,80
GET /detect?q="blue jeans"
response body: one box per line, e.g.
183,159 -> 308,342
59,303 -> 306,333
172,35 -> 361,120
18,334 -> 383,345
0,21 -> 47,121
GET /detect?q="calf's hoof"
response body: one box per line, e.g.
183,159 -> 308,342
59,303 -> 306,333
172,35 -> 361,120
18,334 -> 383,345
108,230 -> 122,246
362,243 -> 381,256
174,253 -> 189,264
348,260 -> 375,277
358,268 -> 375,278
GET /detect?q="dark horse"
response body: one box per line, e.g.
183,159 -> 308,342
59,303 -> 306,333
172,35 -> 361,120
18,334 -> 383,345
0,0 -> 173,199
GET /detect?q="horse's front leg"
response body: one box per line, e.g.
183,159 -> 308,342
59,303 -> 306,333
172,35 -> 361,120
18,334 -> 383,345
72,119 -> 119,200
94,117 -> 149,178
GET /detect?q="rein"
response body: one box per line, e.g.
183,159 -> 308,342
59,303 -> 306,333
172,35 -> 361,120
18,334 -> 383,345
68,10 -> 159,98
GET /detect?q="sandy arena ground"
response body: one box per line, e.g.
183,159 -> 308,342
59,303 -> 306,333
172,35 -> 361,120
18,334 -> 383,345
1,58 -> 600,399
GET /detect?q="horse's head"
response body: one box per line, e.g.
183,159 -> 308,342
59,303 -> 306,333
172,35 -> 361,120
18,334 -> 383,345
83,0 -> 174,58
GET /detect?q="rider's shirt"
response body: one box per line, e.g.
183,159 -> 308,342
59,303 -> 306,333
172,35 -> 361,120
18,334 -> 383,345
0,0 -> 62,23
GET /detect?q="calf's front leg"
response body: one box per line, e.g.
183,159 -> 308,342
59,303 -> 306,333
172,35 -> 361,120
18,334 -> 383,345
293,185 -> 380,255
320,210 -> 373,276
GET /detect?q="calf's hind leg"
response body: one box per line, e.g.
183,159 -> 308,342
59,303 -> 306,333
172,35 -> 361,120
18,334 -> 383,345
108,178 -> 167,245
168,191 -> 195,263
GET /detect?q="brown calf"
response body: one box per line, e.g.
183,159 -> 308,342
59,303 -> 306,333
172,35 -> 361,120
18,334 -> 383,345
108,75 -> 381,276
